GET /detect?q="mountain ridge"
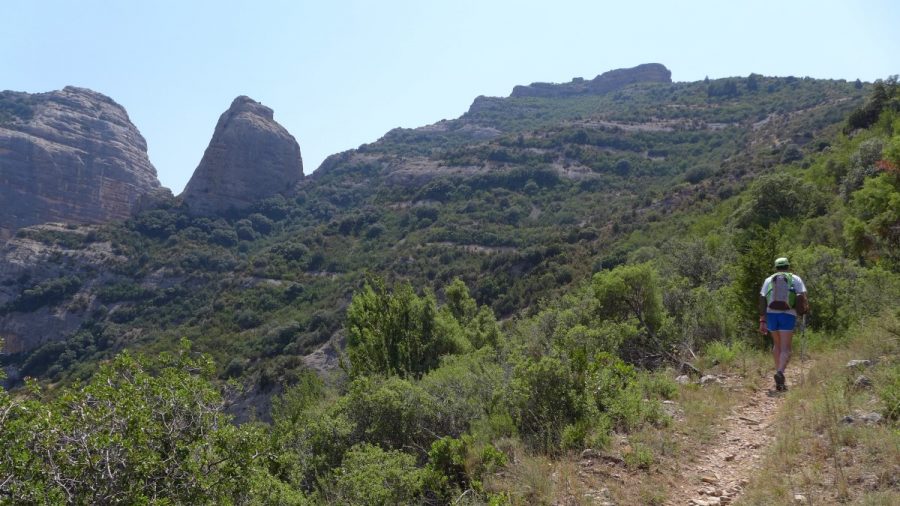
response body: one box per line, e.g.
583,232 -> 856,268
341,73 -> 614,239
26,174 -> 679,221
510,62 -> 672,98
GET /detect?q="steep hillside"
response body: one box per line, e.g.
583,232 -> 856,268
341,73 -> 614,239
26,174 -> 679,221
0,87 -> 167,239
0,66 -> 871,403
1,70 -> 898,504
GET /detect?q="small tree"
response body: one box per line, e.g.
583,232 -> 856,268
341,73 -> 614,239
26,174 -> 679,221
733,172 -> 825,229
592,263 -> 671,364
0,340 -> 270,504
346,278 -> 469,378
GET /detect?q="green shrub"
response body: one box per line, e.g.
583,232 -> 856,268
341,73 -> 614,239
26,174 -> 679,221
270,370 -> 324,425
3,276 -> 81,314
96,282 -> 156,303
732,173 -> 826,229
509,355 -> 580,452
336,376 -> 438,453
587,353 -> 667,431
623,443 -> 654,470
560,421 -> 589,451
0,341 -> 268,504
210,228 -> 238,247
876,363 -> 900,420
638,370 -> 678,400
346,278 -> 470,378
271,409 -> 353,492
427,436 -> 470,496
704,340 -> 747,367
419,350 -> 503,437
130,209 -> 186,238
235,309 -> 263,329
0,91 -> 35,123
327,444 -> 426,506
478,443 -> 508,474
592,263 -> 672,363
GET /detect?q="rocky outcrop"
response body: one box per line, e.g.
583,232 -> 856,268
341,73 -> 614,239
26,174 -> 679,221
0,87 -> 165,239
0,223 -> 123,357
181,96 -> 303,215
510,63 -> 672,98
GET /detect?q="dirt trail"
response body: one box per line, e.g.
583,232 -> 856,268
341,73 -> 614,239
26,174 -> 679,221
667,364 -> 810,506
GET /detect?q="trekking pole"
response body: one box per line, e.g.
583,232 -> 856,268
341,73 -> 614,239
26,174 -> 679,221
799,314 -> 807,386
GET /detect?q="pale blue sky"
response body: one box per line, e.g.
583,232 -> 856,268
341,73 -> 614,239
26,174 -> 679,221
2,1 -> 897,193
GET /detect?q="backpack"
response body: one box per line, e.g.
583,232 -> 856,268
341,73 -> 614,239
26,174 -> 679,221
766,273 -> 796,310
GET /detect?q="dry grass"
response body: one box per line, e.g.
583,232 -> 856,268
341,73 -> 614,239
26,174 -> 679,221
482,319 -> 898,506
679,347 -> 770,443
737,314 -> 900,505
586,352 -> 768,506
483,439 -> 591,505
484,349 -> 769,505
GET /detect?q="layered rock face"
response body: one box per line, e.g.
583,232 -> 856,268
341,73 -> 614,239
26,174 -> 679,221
0,87 -> 164,239
510,63 -> 672,98
0,224 -> 117,358
181,96 -> 303,215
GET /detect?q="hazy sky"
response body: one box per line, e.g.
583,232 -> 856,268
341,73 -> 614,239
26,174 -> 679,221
3,1 -> 897,193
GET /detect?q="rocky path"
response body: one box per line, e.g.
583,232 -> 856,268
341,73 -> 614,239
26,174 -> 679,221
668,365 -> 809,506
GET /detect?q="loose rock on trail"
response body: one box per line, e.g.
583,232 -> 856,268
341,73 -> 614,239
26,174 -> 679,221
671,365 -> 808,506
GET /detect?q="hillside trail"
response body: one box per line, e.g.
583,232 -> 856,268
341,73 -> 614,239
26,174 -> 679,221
666,361 -> 811,506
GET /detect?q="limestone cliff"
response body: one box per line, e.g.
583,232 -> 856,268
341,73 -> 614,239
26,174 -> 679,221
180,96 -> 303,215
510,63 -> 672,98
0,87 -> 166,239
0,223 -> 121,360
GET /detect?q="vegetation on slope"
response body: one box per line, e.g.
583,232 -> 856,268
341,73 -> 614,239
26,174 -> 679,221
1,77 -> 898,504
1,74 -> 869,395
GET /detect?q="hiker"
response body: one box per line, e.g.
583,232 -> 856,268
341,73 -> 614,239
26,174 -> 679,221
758,257 -> 809,391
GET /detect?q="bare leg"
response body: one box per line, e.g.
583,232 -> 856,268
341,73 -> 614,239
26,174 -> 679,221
777,331 -> 793,372
771,331 -> 783,371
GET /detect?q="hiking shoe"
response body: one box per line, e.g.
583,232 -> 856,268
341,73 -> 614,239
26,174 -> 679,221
774,371 -> 786,391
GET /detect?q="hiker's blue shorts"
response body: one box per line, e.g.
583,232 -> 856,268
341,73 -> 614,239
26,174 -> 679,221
766,313 -> 796,332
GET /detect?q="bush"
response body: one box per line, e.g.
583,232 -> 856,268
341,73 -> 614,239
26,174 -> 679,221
346,279 -> 470,378
623,443 -> 654,470
592,263 -> 672,363
248,213 -> 275,234
684,164 -> 714,184
419,350 -> 503,437
638,371 -> 678,400
274,241 -> 310,261
3,276 -> 81,314
336,376 -> 438,453
733,173 -> 826,229
509,356 -> 580,452
704,340 -> 747,367
326,444 -> 426,506
270,408 -> 353,492
96,282 -> 155,303
587,353 -> 666,431
0,342 -> 268,504
876,363 -> 900,420
131,209 -> 185,238
235,219 -> 258,241
235,309 -> 263,329
426,436 -> 470,497
210,228 -> 238,247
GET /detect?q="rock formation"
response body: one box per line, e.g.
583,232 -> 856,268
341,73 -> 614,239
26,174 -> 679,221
510,63 -> 672,98
0,223 -> 120,359
0,87 -> 165,239
181,96 -> 303,215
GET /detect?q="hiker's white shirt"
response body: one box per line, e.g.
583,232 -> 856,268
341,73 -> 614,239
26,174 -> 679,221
760,273 -> 807,316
